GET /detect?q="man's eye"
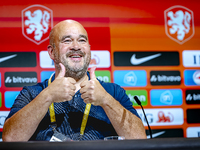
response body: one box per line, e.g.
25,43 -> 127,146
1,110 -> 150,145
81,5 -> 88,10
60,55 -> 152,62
64,39 -> 71,42
79,39 -> 86,42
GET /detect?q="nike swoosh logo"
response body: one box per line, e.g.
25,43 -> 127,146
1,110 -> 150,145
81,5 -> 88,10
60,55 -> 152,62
0,54 -> 17,63
147,131 -> 165,139
130,53 -> 161,65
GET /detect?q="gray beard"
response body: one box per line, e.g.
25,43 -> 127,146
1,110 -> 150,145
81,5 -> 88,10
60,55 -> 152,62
54,49 -> 91,81
64,63 -> 89,81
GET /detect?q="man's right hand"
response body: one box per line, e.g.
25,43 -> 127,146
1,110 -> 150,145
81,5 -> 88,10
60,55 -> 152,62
47,63 -> 76,103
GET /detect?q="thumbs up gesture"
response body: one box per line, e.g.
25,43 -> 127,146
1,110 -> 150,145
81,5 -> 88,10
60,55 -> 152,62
47,63 -> 76,103
80,66 -> 108,106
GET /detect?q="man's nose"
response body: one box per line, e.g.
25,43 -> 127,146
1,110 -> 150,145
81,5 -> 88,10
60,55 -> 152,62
70,40 -> 81,51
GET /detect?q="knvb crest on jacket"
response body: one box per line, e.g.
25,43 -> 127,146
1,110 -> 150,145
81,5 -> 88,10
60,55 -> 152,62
22,5 -> 53,45
164,5 -> 195,44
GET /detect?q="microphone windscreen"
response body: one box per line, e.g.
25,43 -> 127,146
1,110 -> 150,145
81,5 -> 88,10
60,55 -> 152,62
134,96 -> 141,105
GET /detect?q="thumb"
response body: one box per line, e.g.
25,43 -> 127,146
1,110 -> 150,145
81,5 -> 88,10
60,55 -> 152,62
90,66 -> 97,80
57,63 -> 66,78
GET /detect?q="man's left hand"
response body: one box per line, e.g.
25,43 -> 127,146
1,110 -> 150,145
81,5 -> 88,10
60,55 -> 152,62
80,66 -> 108,106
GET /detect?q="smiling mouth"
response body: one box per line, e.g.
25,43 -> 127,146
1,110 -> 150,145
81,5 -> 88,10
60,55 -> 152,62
68,51 -> 85,58
69,54 -> 83,58
68,53 -> 84,61
70,55 -> 82,58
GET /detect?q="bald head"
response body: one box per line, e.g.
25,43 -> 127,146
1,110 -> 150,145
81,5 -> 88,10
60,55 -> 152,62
47,19 -> 91,81
49,20 -> 88,47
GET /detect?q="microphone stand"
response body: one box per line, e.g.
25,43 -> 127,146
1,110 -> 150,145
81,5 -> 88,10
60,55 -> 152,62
134,96 -> 152,139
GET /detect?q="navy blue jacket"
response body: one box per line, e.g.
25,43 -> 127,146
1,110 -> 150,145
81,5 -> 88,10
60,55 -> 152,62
6,72 -> 140,141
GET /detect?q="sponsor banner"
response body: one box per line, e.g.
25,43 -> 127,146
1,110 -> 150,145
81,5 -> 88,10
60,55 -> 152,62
164,5 -> 195,44
146,128 -> 183,139
42,71 -> 111,82
113,70 -> 147,87
0,93 -> 1,108
0,111 -> 10,129
40,71 -> 54,82
114,52 -> 179,66
40,51 -> 54,68
187,127 -> 200,137
95,71 -> 111,83
89,50 -> 110,68
5,72 -> 37,87
187,109 -> 200,123
22,5 -> 53,45
0,73 -> 1,87
186,90 -> 200,104
150,89 -> 182,106
184,70 -> 200,86
126,90 -> 148,106
150,71 -> 181,85
183,50 -> 200,67
5,91 -> 20,108
137,108 -> 184,126
40,50 -> 111,69
0,52 -> 36,67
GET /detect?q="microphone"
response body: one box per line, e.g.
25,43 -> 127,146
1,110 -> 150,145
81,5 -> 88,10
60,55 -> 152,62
134,96 -> 152,139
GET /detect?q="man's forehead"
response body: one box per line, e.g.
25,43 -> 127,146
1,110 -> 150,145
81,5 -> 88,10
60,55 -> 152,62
64,27 -> 87,35
56,24 -> 88,39
61,34 -> 88,41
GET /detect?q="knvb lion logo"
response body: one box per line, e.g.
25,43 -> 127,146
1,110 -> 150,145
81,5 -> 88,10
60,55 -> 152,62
164,5 -> 195,44
22,5 -> 53,45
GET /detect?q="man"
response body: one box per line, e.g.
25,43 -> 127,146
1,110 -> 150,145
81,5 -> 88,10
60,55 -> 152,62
2,20 -> 146,141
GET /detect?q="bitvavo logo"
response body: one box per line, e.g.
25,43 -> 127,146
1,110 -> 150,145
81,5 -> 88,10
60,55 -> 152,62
5,72 -> 37,87
150,71 -> 181,85
186,90 -> 200,104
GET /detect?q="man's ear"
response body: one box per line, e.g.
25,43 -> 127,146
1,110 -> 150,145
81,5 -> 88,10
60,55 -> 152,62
47,45 -> 54,60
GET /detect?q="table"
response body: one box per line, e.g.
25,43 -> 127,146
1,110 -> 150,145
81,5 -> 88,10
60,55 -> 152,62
0,137 -> 200,150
